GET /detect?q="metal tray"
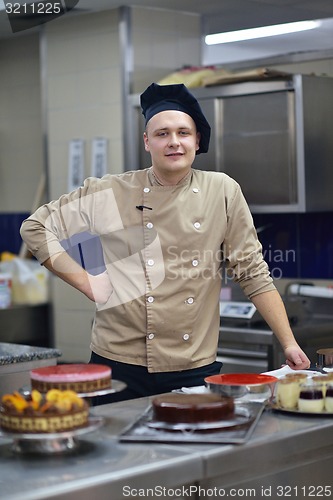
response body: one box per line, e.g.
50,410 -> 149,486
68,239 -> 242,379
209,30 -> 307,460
119,402 -> 265,445
76,379 -> 126,397
19,379 -> 126,398
0,416 -> 104,454
270,402 -> 333,417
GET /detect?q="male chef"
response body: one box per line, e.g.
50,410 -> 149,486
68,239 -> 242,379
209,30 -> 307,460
20,82 -> 310,404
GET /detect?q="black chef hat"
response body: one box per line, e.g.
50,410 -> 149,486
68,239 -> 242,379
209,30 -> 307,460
140,82 -> 211,154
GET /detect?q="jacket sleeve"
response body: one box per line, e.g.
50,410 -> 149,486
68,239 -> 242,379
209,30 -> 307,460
20,181 -> 96,264
222,182 -> 275,298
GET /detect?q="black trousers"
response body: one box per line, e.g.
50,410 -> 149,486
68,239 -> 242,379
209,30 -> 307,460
89,351 -> 222,406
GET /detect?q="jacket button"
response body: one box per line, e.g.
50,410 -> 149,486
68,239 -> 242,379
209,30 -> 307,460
148,333 -> 155,340
147,259 -> 154,266
186,297 -> 194,304
147,296 -> 154,303
146,222 -> 154,229
143,187 -> 150,193
192,188 -> 199,193
192,259 -> 199,267
183,333 -> 190,341
193,222 -> 201,229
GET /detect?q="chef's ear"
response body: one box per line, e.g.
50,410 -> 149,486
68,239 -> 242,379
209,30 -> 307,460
195,132 -> 201,152
143,131 -> 150,152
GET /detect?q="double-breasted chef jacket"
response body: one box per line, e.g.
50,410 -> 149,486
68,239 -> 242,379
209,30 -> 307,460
20,167 -> 275,373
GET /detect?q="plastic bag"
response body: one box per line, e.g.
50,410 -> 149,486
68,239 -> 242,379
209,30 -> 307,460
157,66 -> 216,88
0,257 -> 49,305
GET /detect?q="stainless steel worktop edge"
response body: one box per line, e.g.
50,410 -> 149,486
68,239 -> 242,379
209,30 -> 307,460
1,396 -> 332,500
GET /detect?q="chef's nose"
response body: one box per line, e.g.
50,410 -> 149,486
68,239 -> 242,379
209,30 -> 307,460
168,133 -> 180,147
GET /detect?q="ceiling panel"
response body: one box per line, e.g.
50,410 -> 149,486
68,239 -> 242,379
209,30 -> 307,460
1,0 -> 333,65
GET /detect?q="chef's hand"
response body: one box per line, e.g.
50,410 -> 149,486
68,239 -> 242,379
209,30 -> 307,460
86,270 -> 113,305
43,254 -> 113,304
284,345 -> 311,370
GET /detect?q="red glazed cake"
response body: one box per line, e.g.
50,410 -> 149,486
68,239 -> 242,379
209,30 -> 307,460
152,393 -> 234,424
30,364 -> 111,393
0,389 -> 89,434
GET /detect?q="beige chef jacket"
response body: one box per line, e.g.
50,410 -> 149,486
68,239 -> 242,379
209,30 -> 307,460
20,168 -> 275,372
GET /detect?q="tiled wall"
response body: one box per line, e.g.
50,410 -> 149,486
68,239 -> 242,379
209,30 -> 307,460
253,212 -> 333,280
0,34 -> 43,212
44,9 -> 124,201
131,6 -> 201,93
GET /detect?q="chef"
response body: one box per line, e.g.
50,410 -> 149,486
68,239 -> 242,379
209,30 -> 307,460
20,82 -> 310,404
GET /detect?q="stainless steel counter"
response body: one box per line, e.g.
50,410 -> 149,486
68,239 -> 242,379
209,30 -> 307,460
0,396 -> 332,500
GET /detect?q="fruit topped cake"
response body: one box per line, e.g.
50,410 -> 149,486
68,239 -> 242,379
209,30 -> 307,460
152,393 -> 235,424
30,363 -> 112,393
0,389 -> 89,433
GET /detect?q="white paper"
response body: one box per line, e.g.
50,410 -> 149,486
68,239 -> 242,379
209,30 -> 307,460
68,139 -> 84,191
262,365 -> 320,379
91,138 -> 108,178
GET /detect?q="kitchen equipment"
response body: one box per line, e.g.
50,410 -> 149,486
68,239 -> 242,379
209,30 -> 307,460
218,283 -> 333,373
219,301 -> 256,319
288,284 -> 333,299
317,348 -> 333,371
205,373 -> 277,399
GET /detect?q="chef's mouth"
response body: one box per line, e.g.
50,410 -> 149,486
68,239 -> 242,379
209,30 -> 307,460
166,152 -> 183,157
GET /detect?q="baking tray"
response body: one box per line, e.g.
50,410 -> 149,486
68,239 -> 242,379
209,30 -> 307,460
119,402 -> 265,445
270,402 -> 333,417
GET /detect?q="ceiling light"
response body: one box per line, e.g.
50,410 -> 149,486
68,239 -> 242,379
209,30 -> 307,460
205,20 -> 321,45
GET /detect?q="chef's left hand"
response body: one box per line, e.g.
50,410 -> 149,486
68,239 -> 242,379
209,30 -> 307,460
284,345 -> 311,370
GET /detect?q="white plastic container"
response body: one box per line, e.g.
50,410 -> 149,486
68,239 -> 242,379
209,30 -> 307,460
0,273 -> 12,309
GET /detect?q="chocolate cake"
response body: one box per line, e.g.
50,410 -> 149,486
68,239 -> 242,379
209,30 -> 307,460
152,393 -> 234,424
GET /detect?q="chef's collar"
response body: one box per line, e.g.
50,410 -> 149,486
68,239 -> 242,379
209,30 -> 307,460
148,167 -> 192,187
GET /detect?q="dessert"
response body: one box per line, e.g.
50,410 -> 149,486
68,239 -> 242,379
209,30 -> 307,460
276,375 -> 305,410
0,389 -> 89,433
30,364 -> 111,393
311,375 -> 330,396
324,383 -> 333,412
298,383 -> 324,413
285,373 -> 307,382
276,374 -> 333,413
152,393 -> 234,424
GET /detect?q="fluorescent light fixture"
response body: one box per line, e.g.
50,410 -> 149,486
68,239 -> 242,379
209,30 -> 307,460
205,20 -> 321,45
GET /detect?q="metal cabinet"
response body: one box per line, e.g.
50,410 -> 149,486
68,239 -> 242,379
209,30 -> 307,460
191,74 -> 333,213
128,74 -> 333,213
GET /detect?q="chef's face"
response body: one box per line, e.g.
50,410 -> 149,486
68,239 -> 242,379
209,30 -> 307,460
143,110 -> 200,183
